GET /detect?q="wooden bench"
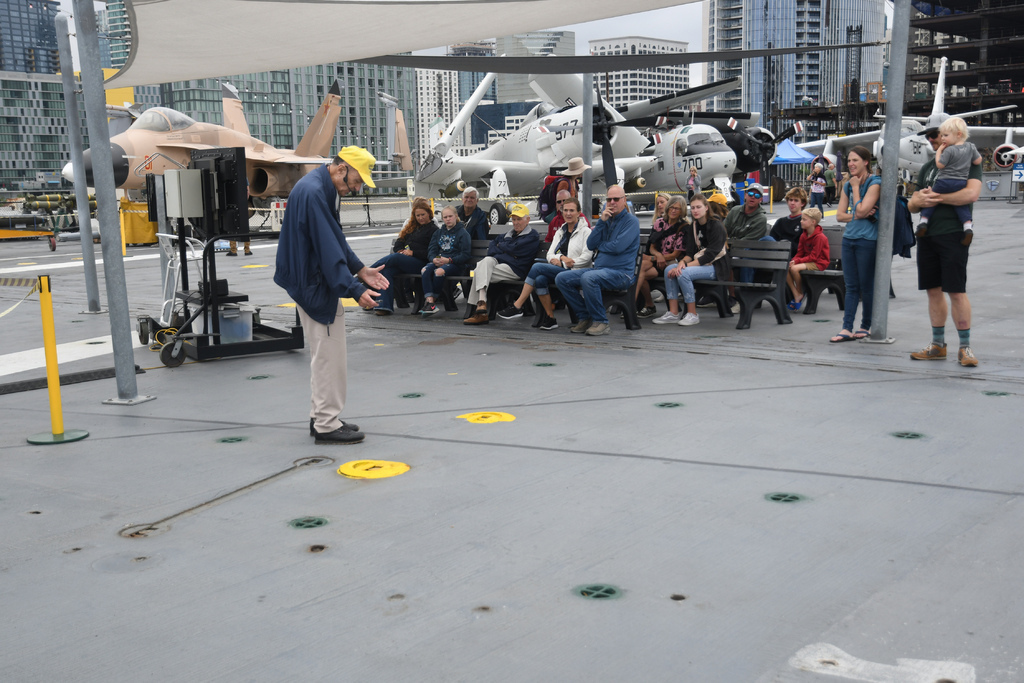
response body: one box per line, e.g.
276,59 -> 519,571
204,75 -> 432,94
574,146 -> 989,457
394,239 -> 491,314
798,227 -> 845,315
692,239 -> 792,329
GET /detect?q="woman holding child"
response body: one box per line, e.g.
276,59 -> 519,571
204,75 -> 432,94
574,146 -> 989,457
652,194 -> 729,327
830,145 -> 881,342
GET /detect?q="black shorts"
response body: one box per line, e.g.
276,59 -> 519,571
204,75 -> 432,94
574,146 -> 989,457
916,233 -> 968,293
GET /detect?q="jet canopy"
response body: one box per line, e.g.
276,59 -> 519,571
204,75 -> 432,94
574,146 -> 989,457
130,107 -> 197,133
675,126 -> 729,156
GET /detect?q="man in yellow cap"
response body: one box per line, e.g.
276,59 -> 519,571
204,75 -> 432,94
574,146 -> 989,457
463,203 -> 540,325
274,147 -> 388,445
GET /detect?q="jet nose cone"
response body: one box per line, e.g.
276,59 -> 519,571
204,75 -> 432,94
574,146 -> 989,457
80,143 -> 130,187
61,161 -> 74,183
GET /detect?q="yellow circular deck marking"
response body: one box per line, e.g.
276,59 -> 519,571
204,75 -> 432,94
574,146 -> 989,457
276,303 -> 296,308
241,264 -> 269,268
337,460 -> 410,479
457,411 -> 515,424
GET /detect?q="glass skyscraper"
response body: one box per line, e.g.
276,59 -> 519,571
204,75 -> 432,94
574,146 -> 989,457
0,0 -> 60,74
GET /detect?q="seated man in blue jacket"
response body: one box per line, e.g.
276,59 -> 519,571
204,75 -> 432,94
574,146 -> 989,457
274,147 -> 389,445
554,184 -> 640,336
463,203 -> 540,325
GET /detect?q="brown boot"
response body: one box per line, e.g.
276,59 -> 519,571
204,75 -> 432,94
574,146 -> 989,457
463,307 -> 489,325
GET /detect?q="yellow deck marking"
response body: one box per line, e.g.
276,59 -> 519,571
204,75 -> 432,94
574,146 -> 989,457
337,460 -> 410,479
457,411 -> 515,424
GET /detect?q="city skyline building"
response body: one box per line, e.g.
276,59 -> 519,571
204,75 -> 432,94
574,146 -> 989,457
447,42 -> 496,103
588,36 -> 690,109
702,0 -> 886,138
0,0 -> 61,74
414,68 -> 464,161
105,1 -> 131,70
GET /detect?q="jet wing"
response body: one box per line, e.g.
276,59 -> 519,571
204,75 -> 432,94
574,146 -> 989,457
798,130 -> 880,156
965,126 -> 1024,146
615,78 -> 742,119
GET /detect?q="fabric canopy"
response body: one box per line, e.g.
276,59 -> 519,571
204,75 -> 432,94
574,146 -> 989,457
772,139 -> 817,165
104,0 -> 697,88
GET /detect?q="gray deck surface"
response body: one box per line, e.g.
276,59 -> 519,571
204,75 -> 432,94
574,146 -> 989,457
1,202 -> 1022,682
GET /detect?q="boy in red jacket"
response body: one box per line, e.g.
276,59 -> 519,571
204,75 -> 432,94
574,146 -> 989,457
786,207 -> 830,311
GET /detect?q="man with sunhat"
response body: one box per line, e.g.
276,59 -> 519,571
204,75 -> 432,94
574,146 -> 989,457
539,157 -> 589,223
274,147 -> 389,445
463,203 -> 540,325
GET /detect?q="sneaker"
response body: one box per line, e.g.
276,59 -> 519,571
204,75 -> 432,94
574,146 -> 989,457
586,321 -> 610,336
637,305 -> 657,318
961,228 -> 973,247
538,313 -> 558,330
310,418 -> 359,436
729,298 -> 740,314
463,310 -> 489,325
915,222 -> 928,238
651,290 -> 665,303
570,318 -> 593,334
314,425 -> 365,445
420,301 -> 439,315
958,346 -> 979,367
653,311 -> 681,324
695,295 -> 716,308
910,342 -> 946,360
497,304 -> 523,319
678,312 -> 700,326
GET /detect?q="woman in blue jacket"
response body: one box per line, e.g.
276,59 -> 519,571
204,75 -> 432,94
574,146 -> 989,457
830,146 -> 881,343
419,205 -> 471,315
370,197 -> 437,315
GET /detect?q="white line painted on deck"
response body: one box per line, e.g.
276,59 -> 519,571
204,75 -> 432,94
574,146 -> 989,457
0,335 -> 145,378
789,643 -> 975,682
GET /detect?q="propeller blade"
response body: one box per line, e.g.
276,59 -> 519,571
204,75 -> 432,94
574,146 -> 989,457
594,86 -> 618,187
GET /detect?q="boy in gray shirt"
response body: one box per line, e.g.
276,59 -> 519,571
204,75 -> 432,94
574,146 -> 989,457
916,116 -> 981,243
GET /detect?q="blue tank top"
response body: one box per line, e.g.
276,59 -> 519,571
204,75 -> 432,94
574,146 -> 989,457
842,175 -> 882,241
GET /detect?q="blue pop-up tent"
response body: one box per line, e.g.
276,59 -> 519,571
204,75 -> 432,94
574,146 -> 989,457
772,139 -> 816,164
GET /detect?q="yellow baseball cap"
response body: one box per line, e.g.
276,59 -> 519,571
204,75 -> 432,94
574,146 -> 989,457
508,203 -> 530,218
337,146 -> 376,188
707,192 -> 728,205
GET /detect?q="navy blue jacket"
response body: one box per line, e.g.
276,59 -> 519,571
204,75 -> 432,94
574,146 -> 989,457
274,164 -> 366,325
427,222 -> 472,265
487,225 -> 540,278
459,205 -> 490,241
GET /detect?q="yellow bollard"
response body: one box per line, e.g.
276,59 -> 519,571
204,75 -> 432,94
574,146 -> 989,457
27,275 -> 89,445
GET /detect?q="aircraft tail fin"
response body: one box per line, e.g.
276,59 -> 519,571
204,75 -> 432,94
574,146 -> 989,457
379,92 -> 413,172
295,80 -> 343,158
221,83 -> 251,137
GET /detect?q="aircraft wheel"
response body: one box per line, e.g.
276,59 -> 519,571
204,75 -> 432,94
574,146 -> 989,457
48,236 -> 57,251
489,202 -> 508,225
160,341 -> 186,368
993,144 -> 1017,170
137,318 -> 150,346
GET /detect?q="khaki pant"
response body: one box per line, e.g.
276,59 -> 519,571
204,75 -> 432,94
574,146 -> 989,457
468,256 -> 520,305
297,300 -> 347,433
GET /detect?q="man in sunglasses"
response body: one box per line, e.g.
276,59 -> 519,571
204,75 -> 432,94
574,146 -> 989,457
724,182 -> 769,242
554,185 -> 639,336
544,189 -> 591,241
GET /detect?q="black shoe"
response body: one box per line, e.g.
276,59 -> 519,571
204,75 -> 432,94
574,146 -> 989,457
420,301 -> 439,315
310,418 -> 359,436
915,222 -> 928,238
314,425 -> 365,444
226,251 -> 237,257
538,313 -> 558,330
637,305 -> 656,318
243,250 -> 253,256
497,304 -> 523,319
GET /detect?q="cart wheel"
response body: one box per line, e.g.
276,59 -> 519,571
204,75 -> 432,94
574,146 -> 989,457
160,342 -> 186,368
137,319 -> 150,346
48,236 -> 57,251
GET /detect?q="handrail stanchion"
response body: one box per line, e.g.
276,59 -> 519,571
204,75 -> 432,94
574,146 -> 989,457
27,275 -> 89,445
